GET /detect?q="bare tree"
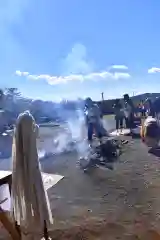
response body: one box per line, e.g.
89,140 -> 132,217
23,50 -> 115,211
5,88 -> 21,99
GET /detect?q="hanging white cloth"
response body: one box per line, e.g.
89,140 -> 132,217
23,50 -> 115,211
11,111 -> 53,239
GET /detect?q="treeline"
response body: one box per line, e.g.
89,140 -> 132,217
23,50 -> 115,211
0,88 -> 85,132
0,88 -> 159,132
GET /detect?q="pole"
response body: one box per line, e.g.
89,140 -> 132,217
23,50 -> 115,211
0,208 -> 21,240
101,92 -> 104,101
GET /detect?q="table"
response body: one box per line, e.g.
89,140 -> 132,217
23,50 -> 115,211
0,171 -> 21,240
0,170 -> 60,239
0,171 -> 12,194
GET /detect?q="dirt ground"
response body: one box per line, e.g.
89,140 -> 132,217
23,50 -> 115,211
39,136 -> 160,239
1,127 -> 160,239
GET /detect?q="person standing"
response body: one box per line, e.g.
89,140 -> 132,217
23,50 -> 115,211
147,99 -> 155,118
123,94 -> 134,133
152,97 -> 160,124
139,100 -> 146,118
84,97 -> 104,142
113,99 -> 124,133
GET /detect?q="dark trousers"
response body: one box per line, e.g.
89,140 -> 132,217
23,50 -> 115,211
115,117 -> 123,130
88,122 -> 102,141
125,113 -> 134,129
141,109 -> 146,117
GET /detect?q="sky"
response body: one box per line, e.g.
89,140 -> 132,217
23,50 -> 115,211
1,0 -> 160,101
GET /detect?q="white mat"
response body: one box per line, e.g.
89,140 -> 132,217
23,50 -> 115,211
42,172 -> 63,191
110,127 -> 140,136
0,170 -> 64,211
110,128 -> 130,136
0,184 -> 11,211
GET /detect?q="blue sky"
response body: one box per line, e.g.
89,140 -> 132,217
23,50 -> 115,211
1,0 -> 160,101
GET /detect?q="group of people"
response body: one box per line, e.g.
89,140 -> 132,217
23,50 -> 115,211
84,94 -> 135,142
84,94 -> 158,144
114,95 -> 157,133
84,94 -> 136,142
137,99 -> 155,118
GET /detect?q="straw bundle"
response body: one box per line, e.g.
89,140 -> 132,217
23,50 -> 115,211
11,111 -> 53,239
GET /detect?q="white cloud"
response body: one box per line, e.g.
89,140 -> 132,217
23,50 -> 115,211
61,43 -> 94,75
15,43 -> 131,85
148,67 -> 160,73
109,65 -> 128,70
15,70 -> 131,85
15,70 -> 29,76
113,72 -> 130,79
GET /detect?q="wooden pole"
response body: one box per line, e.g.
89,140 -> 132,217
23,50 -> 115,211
0,207 -> 21,240
101,92 -> 104,101
44,220 -> 49,240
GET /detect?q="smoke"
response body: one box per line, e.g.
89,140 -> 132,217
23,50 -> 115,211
38,103 -> 112,160
54,131 -> 73,153
38,107 -> 91,159
66,109 -> 91,157
55,108 -> 90,157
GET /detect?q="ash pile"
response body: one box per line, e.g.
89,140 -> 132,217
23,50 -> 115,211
79,137 -> 127,171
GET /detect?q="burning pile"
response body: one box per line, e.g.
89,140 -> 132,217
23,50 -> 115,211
79,137 -> 123,171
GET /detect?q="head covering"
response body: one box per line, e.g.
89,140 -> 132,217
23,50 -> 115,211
85,97 -> 93,107
123,94 -> 130,101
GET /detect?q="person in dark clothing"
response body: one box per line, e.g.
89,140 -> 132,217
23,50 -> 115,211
140,100 -> 146,118
123,94 -> 134,131
147,99 -> 155,118
152,97 -> 160,124
84,97 -> 105,142
113,99 -> 124,133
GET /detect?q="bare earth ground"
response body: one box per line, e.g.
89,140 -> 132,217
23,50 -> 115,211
40,136 -> 160,239
1,120 -> 160,238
